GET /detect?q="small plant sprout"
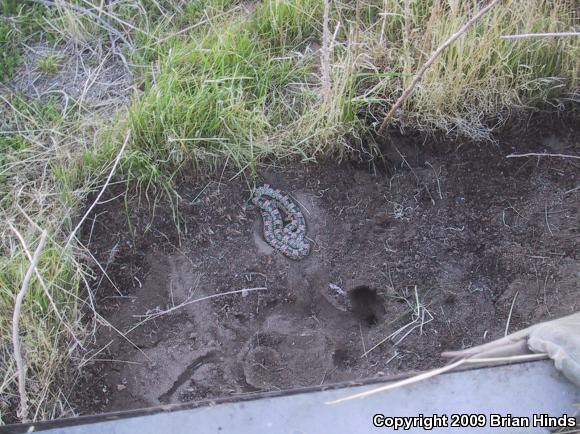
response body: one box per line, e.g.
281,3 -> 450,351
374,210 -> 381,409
363,286 -> 434,357
36,52 -> 65,74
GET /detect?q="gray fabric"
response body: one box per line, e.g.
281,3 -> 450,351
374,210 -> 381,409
442,312 -> 580,387
528,314 -> 580,386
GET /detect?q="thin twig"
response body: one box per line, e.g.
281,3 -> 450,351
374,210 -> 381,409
425,161 -> 443,200
125,287 -> 268,334
321,0 -> 331,102
377,0 -> 502,134
66,130 -> 131,248
504,290 -> 519,336
506,152 -> 580,160
77,0 -> 152,39
354,0 -> 361,55
393,144 -> 435,205
544,204 -> 554,236
9,222 -> 83,349
463,353 -> 547,365
329,22 -> 341,59
359,324 -> 367,359
327,352 -> 547,404
326,358 -> 466,404
501,32 -> 580,40
13,230 -> 48,422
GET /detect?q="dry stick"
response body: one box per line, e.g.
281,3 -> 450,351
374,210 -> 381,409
320,0 -> 331,102
104,0 -> 132,78
425,161 -> 443,199
65,130 -> 131,248
12,230 -> 48,422
504,290 -> 519,336
393,143 -> 435,205
9,222 -> 83,349
126,287 -> 268,334
502,32 -> 580,40
506,152 -> 580,160
354,0 -> 361,56
326,352 -> 546,404
377,0 -> 502,134
461,353 -> 547,365
327,358 -> 466,404
329,22 -> 341,57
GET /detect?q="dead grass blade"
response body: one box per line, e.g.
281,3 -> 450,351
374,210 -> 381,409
65,129 -> 131,248
502,32 -> 580,40
506,152 -> 580,160
327,353 -> 548,405
377,0 -> 502,134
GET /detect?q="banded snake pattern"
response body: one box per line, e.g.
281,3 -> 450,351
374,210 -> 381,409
252,185 -> 311,260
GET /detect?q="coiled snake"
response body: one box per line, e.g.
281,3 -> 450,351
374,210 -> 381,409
252,185 -> 311,260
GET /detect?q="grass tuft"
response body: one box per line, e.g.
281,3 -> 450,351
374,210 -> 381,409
36,52 -> 65,74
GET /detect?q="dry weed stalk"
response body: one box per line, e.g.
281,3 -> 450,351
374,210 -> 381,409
354,0 -> 361,54
65,129 -> 131,248
11,230 -> 48,422
501,31 -> 580,39
506,152 -> 580,160
377,0 -> 502,134
327,353 -> 547,404
321,0 -> 331,102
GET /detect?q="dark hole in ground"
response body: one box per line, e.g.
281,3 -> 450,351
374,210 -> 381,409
332,348 -> 350,368
73,117 -> 579,416
348,286 -> 381,326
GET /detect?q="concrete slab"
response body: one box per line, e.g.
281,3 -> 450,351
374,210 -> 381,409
8,360 -> 580,434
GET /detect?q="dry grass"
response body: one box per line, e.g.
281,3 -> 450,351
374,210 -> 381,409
362,285 -> 434,357
373,0 -> 579,139
0,0 -> 578,424
0,29 -> 131,422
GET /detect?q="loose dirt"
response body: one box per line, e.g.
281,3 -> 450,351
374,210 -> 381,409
73,118 -> 579,415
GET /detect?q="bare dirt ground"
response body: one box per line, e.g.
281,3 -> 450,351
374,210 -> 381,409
10,42 -> 131,108
73,117 -> 579,415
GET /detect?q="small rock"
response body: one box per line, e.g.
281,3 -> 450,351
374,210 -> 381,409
116,384 -> 126,391
329,283 -> 346,296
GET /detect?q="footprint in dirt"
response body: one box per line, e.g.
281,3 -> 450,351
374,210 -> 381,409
240,314 -> 334,390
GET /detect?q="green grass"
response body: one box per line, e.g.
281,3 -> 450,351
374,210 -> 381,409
0,0 -> 578,424
124,0 -> 360,188
0,86 -> 120,424
0,2 -> 59,82
0,19 -> 22,81
124,0 -> 579,184
128,17 -> 309,175
36,52 -> 65,74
